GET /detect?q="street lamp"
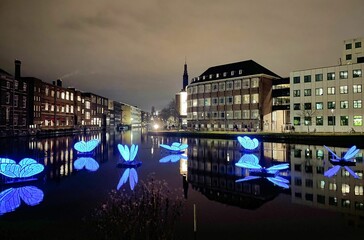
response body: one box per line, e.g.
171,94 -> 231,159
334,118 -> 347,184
331,109 -> 334,134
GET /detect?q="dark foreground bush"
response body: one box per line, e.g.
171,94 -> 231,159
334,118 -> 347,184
90,175 -> 185,240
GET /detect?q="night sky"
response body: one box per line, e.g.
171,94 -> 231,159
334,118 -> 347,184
0,0 -> 363,111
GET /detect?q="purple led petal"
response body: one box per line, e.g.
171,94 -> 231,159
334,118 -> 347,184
324,165 -> 341,178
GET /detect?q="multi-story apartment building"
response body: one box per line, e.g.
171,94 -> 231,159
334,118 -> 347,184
41,79 -> 75,131
23,76 -> 43,131
0,60 -> 28,136
82,92 -> 109,130
121,102 -> 142,129
290,37 -> 364,133
186,60 -> 282,131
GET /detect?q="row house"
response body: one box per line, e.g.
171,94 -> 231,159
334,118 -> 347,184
0,60 -> 144,136
0,61 -> 28,136
81,92 -> 108,130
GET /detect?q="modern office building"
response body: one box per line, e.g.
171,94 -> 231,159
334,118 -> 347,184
186,60 -> 282,131
290,37 -> 364,133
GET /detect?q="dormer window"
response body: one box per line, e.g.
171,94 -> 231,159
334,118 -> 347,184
223,72 -> 227,77
216,73 -> 219,78
239,69 -> 243,74
203,75 -> 206,80
231,71 -> 235,76
209,74 -> 213,79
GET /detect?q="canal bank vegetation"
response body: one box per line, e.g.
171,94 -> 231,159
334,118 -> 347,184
89,174 -> 185,240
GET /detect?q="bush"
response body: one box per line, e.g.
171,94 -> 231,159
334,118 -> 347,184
90,175 -> 185,240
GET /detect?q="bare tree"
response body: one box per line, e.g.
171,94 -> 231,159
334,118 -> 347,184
298,103 -> 316,133
159,99 -> 180,128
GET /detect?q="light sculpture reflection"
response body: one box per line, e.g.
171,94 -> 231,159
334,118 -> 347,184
74,139 -> 100,155
235,154 -> 290,189
323,145 -> 359,178
117,144 -> 142,167
0,158 -> 44,179
159,142 -> 188,154
0,186 -> 44,215
117,168 -> 138,191
159,154 -> 187,163
74,157 -> 99,172
237,136 -> 260,152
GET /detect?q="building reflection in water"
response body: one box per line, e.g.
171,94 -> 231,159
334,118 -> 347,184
186,138 -> 289,209
26,132 -> 110,181
290,144 -> 364,228
185,138 -> 364,227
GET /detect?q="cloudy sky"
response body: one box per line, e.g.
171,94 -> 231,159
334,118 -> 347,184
0,0 -> 363,111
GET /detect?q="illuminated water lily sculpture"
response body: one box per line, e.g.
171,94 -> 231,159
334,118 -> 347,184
159,153 -> 187,163
0,158 -> 44,180
160,142 -> 188,154
74,157 -> 99,172
117,144 -> 142,167
235,154 -> 290,189
117,168 -> 138,191
74,139 -> 100,155
237,136 -> 260,152
323,145 -> 359,178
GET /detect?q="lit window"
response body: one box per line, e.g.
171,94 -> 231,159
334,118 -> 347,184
353,69 -> 362,78
327,72 -> 335,80
339,71 -> 348,79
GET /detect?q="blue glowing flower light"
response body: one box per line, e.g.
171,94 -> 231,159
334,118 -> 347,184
235,154 -> 290,189
74,157 -> 99,172
323,145 -> 359,178
0,158 -> 44,179
117,144 -> 141,167
237,136 -> 260,151
159,142 -> 188,153
74,139 -> 100,155
159,153 -> 187,163
0,186 -> 44,215
117,168 -> 138,191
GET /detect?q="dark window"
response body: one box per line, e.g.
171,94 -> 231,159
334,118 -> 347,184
355,42 -> 362,48
346,43 -> 352,49
315,74 -> 323,81
304,103 -> 312,110
304,75 -> 311,83
293,76 -> 300,84
317,195 -> 325,204
294,103 -> 301,110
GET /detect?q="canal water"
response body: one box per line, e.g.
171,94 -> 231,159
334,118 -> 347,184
0,130 -> 364,239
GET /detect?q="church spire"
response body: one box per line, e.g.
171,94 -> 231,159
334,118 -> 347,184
182,58 -> 188,91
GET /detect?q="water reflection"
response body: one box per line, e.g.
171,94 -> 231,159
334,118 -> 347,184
159,154 -> 187,163
186,139 -> 290,209
73,157 -> 99,172
117,168 -> 139,191
0,185 -> 44,215
1,132 -> 364,234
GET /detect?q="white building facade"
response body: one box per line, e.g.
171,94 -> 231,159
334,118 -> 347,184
290,37 -> 364,133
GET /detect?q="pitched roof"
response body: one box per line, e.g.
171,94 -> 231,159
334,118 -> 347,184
196,59 -> 281,83
0,68 -> 12,77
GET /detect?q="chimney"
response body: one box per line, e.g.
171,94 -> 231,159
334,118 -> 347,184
14,59 -> 21,79
56,79 -> 62,87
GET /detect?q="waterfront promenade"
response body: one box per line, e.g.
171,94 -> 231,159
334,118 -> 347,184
147,130 -> 364,148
